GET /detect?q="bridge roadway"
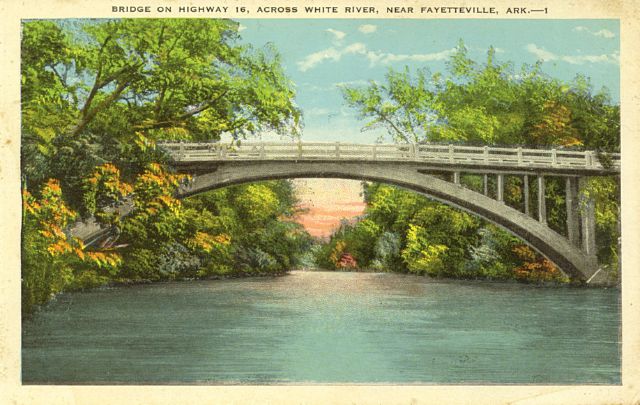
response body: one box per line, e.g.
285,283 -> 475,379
160,141 -> 620,175
74,142 -> 620,284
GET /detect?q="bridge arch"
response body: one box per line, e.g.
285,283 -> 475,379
177,160 -> 597,282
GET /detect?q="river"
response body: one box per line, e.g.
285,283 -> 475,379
22,271 -> 620,384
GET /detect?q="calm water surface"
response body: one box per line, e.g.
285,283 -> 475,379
22,271 -> 620,384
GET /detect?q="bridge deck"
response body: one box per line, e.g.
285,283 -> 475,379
160,142 -> 620,175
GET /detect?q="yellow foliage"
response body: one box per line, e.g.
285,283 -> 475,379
187,231 -> 231,253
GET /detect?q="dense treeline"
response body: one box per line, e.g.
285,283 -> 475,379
21,19 -> 308,314
315,42 -> 620,282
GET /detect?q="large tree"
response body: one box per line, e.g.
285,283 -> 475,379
21,19 -> 301,204
20,19 -> 307,313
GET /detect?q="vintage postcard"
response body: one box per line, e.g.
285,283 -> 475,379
1,0 -> 639,404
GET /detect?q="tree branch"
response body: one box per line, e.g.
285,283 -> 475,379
80,35 -> 112,118
71,78 -> 131,137
374,107 -> 411,143
133,90 -> 228,131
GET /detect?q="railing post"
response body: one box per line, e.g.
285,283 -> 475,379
260,142 -> 265,159
412,143 -> 418,160
551,148 -> 557,166
585,151 -> 592,167
453,172 -> 461,185
179,142 -> 185,159
484,146 -> 489,164
335,142 -> 340,158
517,147 -> 523,166
449,144 -> 454,163
565,177 -> 580,246
523,175 -> 530,215
372,144 -> 377,160
537,175 -> 547,224
497,174 -> 504,203
297,140 -> 302,158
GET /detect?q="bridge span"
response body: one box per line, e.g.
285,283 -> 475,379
160,141 -> 619,283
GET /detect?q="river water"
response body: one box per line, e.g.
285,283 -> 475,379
22,271 -> 620,384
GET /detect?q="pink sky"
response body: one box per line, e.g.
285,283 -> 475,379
293,179 -> 366,238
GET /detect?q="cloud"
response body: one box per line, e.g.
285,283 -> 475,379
594,29 -> 615,38
297,42 -> 367,71
358,24 -> 377,34
305,107 -> 331,117
297,42 -> 456,71
333,79 -> 371,88
365,48 -> 456,65
573,26 -> 616,38
526,43 -> 619,65
526,44 -> 557,61
326,28 -> 346,41
238,24 -> 247,32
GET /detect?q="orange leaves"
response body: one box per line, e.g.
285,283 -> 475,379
512,244 -> 561,282
46,240 -> 73,256
24,179 -> 77,239
83,163 -> 133,222
85,251 -> 123,268
131,163 -> 187,219
23,179 -> 123,269
214,234 -> 231,245
87,164 -> 133,195
512,244 -> 536,262
530,101 -> 582,147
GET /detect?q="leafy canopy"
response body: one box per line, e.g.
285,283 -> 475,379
342,40 -> 619,151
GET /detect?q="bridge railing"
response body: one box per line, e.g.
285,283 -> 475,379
159,142 -> 620,171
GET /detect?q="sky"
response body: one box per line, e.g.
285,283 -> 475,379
238,19 -> 620,237
238,19 -> 620,143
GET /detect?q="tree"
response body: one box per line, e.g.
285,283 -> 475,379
342,41 -> 618,150
21,19 -> 301,206
337,41 -> 620,281
21,19 -> 307,312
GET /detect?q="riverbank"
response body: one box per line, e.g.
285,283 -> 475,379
23,270 -> 293,319
297,266 -> 620,288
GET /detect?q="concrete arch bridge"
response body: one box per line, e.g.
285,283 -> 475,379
74,141 -> 620,284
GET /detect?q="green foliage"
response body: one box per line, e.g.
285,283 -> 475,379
184,181 -> 313,276
342,41 -> 618,151
21,19 -> 301,208
582,177 -> 621,270
21,19 -> 306,313
21,180 -> 122,314
402,224 -> 449,276
331,41 -> 620,283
